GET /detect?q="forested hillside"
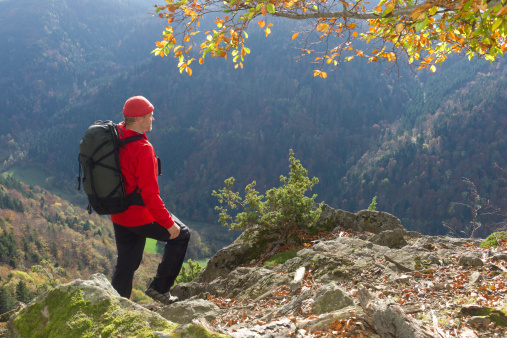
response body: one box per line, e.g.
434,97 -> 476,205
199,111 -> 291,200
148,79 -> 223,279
1,0 -> 506,247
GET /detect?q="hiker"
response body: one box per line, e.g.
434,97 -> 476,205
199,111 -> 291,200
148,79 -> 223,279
110,95 -> 190,304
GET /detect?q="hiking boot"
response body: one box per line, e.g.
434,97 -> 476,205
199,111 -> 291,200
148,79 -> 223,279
145,286 -> 179,305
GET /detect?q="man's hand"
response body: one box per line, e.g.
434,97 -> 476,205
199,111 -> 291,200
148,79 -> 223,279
168,223 -> 181,239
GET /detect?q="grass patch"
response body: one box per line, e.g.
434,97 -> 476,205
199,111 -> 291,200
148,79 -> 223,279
263,249 -> 299,267
144,238 -> 160,254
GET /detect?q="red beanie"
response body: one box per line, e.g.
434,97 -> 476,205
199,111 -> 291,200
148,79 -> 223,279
123,96 -> 154,117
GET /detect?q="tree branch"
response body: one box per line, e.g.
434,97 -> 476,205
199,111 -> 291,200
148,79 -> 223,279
272,6 -> 422,20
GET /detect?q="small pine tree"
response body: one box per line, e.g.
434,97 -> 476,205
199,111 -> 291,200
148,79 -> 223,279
15,280 -> 33,304
0,286 -> 16,322
368,196 -> 377,211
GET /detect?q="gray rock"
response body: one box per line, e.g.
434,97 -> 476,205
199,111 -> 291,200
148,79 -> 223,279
316,204 -> 406,234
157,299 -> 221,324
369,229 -> 408,249
196,243 -> 252,283
277,286 -> 312,316
312,283 -> 354,314
467,316 -> 491,328
229,318 -> 295,338
458,254 -> 484,267
469,271 -> 486,286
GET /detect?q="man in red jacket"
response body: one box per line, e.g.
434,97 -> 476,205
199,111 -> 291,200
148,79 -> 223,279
111,95 -> 190,304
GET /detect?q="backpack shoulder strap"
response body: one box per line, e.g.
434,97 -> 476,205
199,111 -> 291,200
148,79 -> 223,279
122,135 -> 144,146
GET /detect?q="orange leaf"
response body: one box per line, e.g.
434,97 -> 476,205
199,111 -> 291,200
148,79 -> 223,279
199,58 -> 204,64
292,32 -> 299,40
352,31 -> 358,37
348,22 -> 356,29
317,23 -> 329,32
396,23 -> 404,34
186,67 -> 192,76
156,41 -> 164,48
258,20 -> 265,28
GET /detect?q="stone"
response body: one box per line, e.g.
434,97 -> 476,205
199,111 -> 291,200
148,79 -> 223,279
467,316 -> 491,328
157,299 -> 221,324
315,204 -> 406,234
229,318 -> 295,338
369,229 -> 408,249
458,254 -> 484,267
312,283 -> 354,315
196,243 -> 252,283
469,271 -> 485,286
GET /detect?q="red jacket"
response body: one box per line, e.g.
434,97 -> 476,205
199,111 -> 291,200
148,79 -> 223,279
110,122 -> 175,229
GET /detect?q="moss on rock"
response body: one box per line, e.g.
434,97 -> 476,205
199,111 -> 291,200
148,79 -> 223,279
10,287 -> 177,338
480,231 -> 507,248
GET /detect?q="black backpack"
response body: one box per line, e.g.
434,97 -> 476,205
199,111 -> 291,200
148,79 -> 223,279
78,121 -> 145,215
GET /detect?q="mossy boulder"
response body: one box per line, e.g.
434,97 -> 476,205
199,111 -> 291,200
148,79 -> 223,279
460,305 -> 507,327
480,231 -> 507,248
6,274 -> 227,338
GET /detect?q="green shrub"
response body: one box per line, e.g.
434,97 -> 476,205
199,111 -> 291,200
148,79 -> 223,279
212,149 -> 322,240
175,259 -> 204,283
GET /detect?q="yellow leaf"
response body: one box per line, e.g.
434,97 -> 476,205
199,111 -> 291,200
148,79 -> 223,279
313,70 -> 320,77
319,71 -> 327,78
292,32 -> 299,40
430,65 -> 436,73
347,22 -> 356,29
186,67 -> 193,76
258,20 -> 265,28
317,23 -> 329,32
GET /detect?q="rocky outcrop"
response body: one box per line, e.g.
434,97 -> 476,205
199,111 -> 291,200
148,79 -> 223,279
7,207 -> 507,337
316,205 -> 406,234
6,274 -> 226,338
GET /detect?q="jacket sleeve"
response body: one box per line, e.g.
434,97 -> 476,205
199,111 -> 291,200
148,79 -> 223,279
135,143 -> 175,229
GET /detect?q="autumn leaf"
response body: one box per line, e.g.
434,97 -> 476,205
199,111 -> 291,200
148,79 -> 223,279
261,4 -> 267,16
292,32 -> 299,40
396,23 -> 404,34
186,66 -> 193,76
258,20 -> 265,28
317,23 -> 329,32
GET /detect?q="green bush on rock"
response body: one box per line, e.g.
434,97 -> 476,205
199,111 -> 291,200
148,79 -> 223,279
212,149 -> 322,239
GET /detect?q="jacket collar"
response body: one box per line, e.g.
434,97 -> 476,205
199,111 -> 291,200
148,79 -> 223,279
118,121 -> 148,140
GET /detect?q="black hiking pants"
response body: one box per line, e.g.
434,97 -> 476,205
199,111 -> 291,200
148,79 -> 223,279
111,219 -> 190,298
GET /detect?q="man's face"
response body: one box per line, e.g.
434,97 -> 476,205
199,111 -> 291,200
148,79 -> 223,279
139,112 -> 154,132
